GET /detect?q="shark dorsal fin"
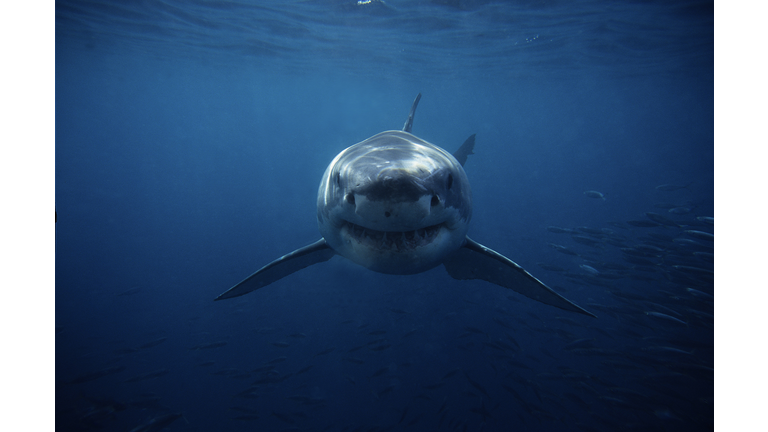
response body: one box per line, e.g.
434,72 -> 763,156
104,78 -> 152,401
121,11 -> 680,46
453,134 -> 476,167
402,93 -> 422,133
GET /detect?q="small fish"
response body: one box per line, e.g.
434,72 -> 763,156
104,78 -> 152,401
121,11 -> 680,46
646,311 -> 688,326
686,287 -> 713,300
190,341 -> 227,350
644,301 -> 684,318
235,388 -> 260,399
626,220 -> 662,228
251,365 -> 276,373
635,244 -> 664,254
642,346 -> 694,356
233,415 -> 260,421
668,206 -> 692,214
230,406 -> 259,414
564,338 -> 596,351
464,372 -> 490,398
697,216 -> 714,225
251,374 -> 293,385
124,369 -> 169,383
296,365 -> 314,375
584,190 -> 606,200
685,230 -> 714,241
70,366 -> 127,384
535,264 -> 564,276
371,367 -> 389,378
548,243 -> 579,256
116,287 -> 141,296
377,385 -> 396,398
577,226 -> 605,235
469,400 -> 494,420
607,221 -> 630,230
579,265 -> 599,276
672,238 -> 708,250
464,326 -> 485,334
438,398 -> 448,414
482,341 -> 505,351
500,384 -> 529,408
645,212 -> 681,227
505,333 -> 521,350
314,347 -> 336,356
673,265 -> 713,276
128,413 -> 182,432
286,395 -> 311,403
492,317 -> 513,329
442,368 -> 461,380
369,344 -> 391,351
654,202 -> 679,209
271,411 -> 295,424
398,407 -> 409,424
656,182 -> 692,191
139,337 -> 168,349
407,413 -> 423,425
621,247 -> 660,258
563,392 -> 590,410
546,226 -> 574,234
571,235 -> 602,247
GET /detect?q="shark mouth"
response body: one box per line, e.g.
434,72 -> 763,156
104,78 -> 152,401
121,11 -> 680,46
342,221 -> 442,251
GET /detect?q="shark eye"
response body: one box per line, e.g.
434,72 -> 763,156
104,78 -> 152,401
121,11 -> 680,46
446,173 -> 453,190
346,194 -> 355,205
334,172 -> 341,187
431,195 -> 440,207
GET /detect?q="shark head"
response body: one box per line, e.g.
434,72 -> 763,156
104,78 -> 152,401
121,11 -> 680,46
317,130 -> 472,274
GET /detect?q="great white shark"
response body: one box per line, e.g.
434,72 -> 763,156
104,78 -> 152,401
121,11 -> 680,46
216,94 -> 595,318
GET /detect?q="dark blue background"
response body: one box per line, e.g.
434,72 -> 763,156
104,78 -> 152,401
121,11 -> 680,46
55,1 -> 713,431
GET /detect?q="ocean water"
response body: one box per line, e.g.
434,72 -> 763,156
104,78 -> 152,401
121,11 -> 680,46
55,1 -> 713,431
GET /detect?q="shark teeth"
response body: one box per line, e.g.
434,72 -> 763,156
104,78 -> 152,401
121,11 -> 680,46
344,222 -> 440,251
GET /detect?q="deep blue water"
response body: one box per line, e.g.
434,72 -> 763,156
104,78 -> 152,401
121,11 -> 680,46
56,1 -> 713,431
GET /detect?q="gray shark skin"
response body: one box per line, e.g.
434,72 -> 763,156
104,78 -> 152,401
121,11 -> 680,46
216,94 -> 595,318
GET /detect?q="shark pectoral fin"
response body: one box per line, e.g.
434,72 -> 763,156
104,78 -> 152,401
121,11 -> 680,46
215,239 -> 335,301
443,237 -> 597,318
